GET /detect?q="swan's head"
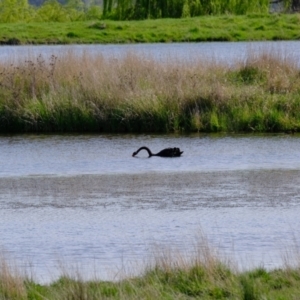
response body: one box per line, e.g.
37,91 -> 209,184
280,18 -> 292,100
132,151 -> 137,157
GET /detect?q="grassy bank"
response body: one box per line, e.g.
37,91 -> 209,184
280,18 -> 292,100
1,50 -> 300,133
1,244 -> 300,299
1,14 -> 300,45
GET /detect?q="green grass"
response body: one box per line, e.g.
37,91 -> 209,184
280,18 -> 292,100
0,227 -> 299,299
1,254 -> 300,299
1,14 -> 300,44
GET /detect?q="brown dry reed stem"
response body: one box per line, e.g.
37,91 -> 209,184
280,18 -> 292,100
0,254 -> 27,300
1,49 -> 300,133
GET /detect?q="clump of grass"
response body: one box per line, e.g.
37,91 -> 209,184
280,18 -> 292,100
1,237 -> 300,299
139,236 -> 238,299
1,49 -> 300,133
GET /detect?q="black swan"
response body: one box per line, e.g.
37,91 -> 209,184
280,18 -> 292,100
132,146 -> 183,157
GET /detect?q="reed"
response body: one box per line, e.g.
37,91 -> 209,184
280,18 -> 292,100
0,254 -> 27,299
1,49 -> 300,133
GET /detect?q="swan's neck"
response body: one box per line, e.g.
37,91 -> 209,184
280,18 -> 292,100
137,146 -> 153,157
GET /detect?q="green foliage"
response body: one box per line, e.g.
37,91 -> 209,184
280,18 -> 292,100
0,0 -> 275,23
0,0 -> 90,22
85,5 -> 102,20
112,0 -> 270,20
33,0 -> 63,22
182,0 -> 191,17
0,0 -> 33,22
34,0 -> 82,22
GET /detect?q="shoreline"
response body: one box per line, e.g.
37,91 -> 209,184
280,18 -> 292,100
1,14 -> 300,45
1,245 -> 300,299
1,48 -> 300,134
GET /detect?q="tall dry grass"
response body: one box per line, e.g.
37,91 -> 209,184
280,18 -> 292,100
0,254 -> 27,299
1,49 -> 300,133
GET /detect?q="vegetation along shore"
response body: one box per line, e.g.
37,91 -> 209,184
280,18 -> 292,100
1,241 -> 300,300
0,50 -> 300,134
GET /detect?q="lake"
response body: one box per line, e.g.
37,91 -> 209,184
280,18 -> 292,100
1,41 -> 300,282
1,133 -> 300,283
1,41 -> 300,65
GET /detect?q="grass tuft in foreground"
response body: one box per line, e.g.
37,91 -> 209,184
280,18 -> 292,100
1,241 -> 300,299
1,49 -> 300,133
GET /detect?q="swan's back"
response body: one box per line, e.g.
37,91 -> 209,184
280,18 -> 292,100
155,147 -> 183,157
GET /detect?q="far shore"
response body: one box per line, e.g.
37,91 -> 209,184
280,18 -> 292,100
1,14 -> 300,45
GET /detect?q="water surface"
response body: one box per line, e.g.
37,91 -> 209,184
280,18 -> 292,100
1,41 -> 300,65
1,134 -> 300,282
